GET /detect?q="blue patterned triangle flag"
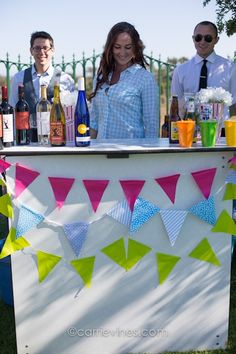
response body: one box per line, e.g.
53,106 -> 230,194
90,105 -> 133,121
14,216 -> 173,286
160,209 -> 188,246
16,205 -> 44,238
106,199 -> 132,227
225,170 -> 236,184
130,197 -> 160,233
188,196 -> 216,225
63,222 -> 89,257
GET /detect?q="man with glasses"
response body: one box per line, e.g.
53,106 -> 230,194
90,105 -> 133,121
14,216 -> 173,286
9,31 -> 75,142
171,21 -> 236,118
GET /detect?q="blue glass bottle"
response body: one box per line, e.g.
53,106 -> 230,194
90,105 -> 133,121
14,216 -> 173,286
74,77 -> 90,147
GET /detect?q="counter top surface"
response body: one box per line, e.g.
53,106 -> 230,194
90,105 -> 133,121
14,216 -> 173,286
1,138 -> 236,156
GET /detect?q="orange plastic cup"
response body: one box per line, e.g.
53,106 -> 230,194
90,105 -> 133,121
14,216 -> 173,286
224,120 -> 236,146
177,120 -> 195,148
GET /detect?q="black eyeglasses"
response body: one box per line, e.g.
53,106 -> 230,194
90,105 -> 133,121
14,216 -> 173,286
32,46 -> 52,53
193,34 -> 214,43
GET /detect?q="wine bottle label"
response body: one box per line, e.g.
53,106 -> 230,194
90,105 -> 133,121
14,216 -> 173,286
170,121 -> 179,140
16,112 -> 30,130
37,112 -> 50,135
77,124 -> 89,134
3,114 -> 14,142
50,122 -> 65,144
76,136 -> 90,142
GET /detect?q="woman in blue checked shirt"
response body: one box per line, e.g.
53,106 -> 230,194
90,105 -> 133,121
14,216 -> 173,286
89,22 -> 159,139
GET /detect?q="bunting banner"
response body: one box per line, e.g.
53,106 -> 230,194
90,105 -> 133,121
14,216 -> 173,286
0,159 -> 11,174
48,177 -> 75,209
70,256 -> 96,288
119,180 -> 145,211
155,174 -> 180,204
106,199 -> 132,227
211,209 -> 236,235
83,179 -> 109,212
188,238 -> 220,266
156,252 -> 181,284
225,170 -> 236,184
63,222 -> 89,257
16,205 -> 44,238
160,209 -> 188,246
191,168 -> 217,199
228,156 -> 236,167
101,237 -> 152,271
0,227 -> 30,259
188,196 -> 216,225
223,183 -> 236,200
37,250 -> 62,283
0,193 -> 14,218
15,163 -> 40,198
130,197 -> 160,233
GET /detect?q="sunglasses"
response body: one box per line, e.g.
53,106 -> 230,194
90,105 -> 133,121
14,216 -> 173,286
193,34 -> 214,43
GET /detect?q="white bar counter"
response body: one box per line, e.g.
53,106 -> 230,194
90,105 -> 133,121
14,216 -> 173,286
3,138 -> 234,354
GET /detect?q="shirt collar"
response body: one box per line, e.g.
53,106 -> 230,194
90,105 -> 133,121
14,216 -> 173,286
194,51 -> 217,64
31,64 -> 54,77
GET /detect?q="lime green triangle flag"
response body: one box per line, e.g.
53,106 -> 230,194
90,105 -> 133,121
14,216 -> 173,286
37,250 -> 62,283
101,238 -> 127,269
70,256 -> 95,288
189,238 -> 220,266
0,227 -> 30,259
0,179 -> 5,187
211,209 -> 236,235
126,239 -> 152,271
0,193 -> 14,218
156,252 -> 181,284
223,183 -> 236,200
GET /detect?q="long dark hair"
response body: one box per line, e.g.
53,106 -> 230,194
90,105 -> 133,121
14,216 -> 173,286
90,22 -> 148,99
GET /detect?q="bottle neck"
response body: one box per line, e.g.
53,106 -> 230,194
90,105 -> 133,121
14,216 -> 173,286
2,86 -> 8,101
40,86 -> 47,100
53,85 -> 60,103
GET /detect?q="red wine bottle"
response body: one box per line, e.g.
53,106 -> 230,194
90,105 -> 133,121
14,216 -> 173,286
15,85 -> 30,145
0,86 -> 14,147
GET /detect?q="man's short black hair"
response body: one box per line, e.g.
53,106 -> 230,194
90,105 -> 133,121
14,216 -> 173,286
194,21 -> 218,37
30,31 -> 54,48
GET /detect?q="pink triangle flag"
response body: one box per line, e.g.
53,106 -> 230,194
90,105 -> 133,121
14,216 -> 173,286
191,168 -> 217,199
48,177 -> 75,209
228,156 -> 236,166
0,159 -> 11,174
15,163 -> 40,198
155,174 -> 180,204
83,179 -> 109,212
119,180 -> 145,211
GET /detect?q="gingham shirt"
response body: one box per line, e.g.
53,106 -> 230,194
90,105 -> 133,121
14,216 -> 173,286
90,64 -> 159,138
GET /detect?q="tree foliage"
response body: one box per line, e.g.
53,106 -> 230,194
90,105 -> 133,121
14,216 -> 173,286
203,0 -> 236,36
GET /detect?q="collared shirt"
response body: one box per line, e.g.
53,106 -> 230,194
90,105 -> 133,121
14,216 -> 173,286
90,64 -> 159,139
171,51 -> 236,117
9,64 -> 75,107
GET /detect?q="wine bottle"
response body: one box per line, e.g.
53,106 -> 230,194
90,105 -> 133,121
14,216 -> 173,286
161,115 -> 169,138
169,95 -> 181,144
0,105 -> 3,150
36,85 -> 51,145
0,86 -> 14,147
184,96 -> 197,142
50,84 -> 66,146
74,77 -> 90,147
15,85 -> 30,145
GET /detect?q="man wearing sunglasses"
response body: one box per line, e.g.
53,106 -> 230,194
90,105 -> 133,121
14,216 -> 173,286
171,21 -> 236,118
9,31 -> 75,142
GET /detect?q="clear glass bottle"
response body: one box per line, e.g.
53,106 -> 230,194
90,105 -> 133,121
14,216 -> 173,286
36,85 -> 51,145
74,77 -> 90,147
0,86 -> 14,147
169,95 -> 180,144
50,84 -> 66,146
15,85 -> 30,145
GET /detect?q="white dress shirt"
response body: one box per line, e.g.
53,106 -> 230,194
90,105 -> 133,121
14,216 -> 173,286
171,51 -> 236,117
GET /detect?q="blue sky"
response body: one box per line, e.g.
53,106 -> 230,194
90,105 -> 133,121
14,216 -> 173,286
1,0 -> 235,63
